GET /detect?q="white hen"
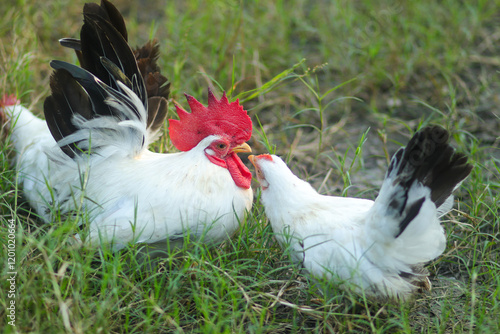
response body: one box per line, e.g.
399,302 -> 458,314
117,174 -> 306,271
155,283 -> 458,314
1,0 -> 253,252
250,126 -> 472,300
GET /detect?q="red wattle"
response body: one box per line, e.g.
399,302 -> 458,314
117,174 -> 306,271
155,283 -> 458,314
225,153 -> 252,189
206,153 -> 251,189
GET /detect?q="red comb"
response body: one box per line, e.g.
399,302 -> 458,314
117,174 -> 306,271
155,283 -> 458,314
0,94 -> 20,108
257,154 -> 273,162
169,89 -> 252,151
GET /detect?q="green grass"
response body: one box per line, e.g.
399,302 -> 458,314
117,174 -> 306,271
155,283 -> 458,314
1,0 -> 499,332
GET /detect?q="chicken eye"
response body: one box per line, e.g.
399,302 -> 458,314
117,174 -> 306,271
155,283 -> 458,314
217,143 -> 227,150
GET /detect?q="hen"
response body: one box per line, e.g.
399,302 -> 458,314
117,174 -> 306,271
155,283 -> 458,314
1,0 -> 253,252
249,126 -> 472,300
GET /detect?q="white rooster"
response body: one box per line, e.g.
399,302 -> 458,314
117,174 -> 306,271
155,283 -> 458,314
1,0 -> 253,252
249,126 -> 472,300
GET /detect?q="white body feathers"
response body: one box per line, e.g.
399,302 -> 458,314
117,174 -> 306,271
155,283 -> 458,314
7,103 -> 252,251
252,136 -> 471,300
3,0 -> 255,254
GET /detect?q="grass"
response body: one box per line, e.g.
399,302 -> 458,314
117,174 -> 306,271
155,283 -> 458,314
1,0 -> 499,332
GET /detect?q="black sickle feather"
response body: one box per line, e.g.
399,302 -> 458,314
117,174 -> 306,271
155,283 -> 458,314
100,57 -> 133,91
50,60 -> 114,118
97,0 -> 128,40
59,0 -> 128,72
100,56 -> 145,120
44,69 -> 93,157
52,60 -> 143,123
58,0 -> 169,134
79,14 -> 145,103
59,37 -> 82,51
44,0 -> 169,158
59,38 -> 84,69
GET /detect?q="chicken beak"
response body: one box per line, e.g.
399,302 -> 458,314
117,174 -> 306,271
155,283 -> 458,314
232,142 -> 252,154
248,154 -> 256,167
248,155 -> 269,190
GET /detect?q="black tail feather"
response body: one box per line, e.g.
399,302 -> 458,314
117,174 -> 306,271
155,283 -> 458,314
388,126 -> 472,207
44,69 -> 93,157
58,0 -> 128,71
50,60 -> 115,118
88,0 -> 128,41
387,126 -> 473,236
79,11 -> 146,104
58,0 -> 169,104
46,0 -> 145,147
51,0 -> 169,147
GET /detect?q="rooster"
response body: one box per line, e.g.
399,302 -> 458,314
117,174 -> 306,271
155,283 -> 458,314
249,126 -> 472,300
1,0 -> 253,252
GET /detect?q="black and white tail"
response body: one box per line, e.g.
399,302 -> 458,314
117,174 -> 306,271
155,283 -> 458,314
364,126 -> 472,293
43,0 -> 169,159
386,125 -> 472,234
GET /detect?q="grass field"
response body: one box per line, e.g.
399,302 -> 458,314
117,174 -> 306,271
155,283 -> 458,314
1,0 -> 499,332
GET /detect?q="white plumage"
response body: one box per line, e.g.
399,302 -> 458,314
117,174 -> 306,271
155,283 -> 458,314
2,0 -> 253,252
7,105 -> 252,251
250,127 -> 472,300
